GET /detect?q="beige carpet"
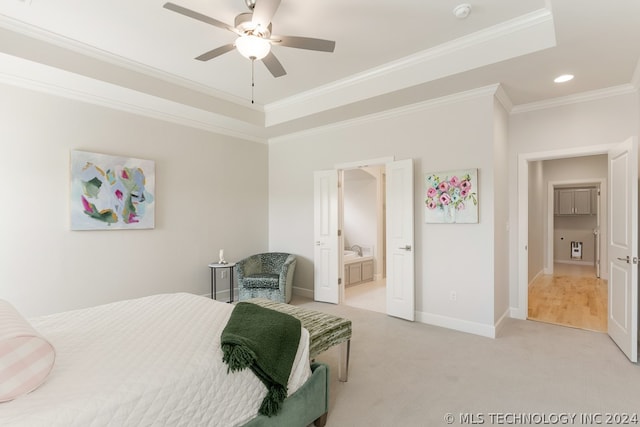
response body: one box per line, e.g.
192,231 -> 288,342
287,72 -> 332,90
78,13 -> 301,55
290,296 -> 640,427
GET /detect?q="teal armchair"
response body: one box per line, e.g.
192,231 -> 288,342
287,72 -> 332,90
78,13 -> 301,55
236,252 -> 297,303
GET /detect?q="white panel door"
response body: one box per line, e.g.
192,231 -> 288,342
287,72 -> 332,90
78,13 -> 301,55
608,137 -> 638,362
314,170 -> 339,304
385,159 -> 415,321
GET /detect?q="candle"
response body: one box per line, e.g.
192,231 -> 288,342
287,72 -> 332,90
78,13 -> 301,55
219,249 -> 224,263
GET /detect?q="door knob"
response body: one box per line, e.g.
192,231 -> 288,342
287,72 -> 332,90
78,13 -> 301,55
617,256 -> 630,263
399,245 -> 412,251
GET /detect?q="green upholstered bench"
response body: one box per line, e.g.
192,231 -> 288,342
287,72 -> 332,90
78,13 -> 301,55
244,298 -> 352,382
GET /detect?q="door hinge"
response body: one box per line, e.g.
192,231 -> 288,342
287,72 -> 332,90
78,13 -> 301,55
338,278 -> 342,285
338,229 -> 342,236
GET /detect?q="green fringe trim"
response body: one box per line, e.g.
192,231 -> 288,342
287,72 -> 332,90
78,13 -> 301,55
221,343 -> 256,373
258,384 -> 288,417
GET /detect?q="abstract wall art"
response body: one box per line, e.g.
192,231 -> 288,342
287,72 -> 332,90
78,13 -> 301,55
70,150 -> 155,230
424,168 -> 478,224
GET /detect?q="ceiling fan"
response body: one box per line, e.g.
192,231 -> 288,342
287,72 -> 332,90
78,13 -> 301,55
163,0 -> 336,78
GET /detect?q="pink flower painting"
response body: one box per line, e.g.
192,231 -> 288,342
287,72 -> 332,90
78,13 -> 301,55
424,169 -> 478,223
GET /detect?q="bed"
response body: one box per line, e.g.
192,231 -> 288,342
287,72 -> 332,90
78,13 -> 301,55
0,293 -> 329,426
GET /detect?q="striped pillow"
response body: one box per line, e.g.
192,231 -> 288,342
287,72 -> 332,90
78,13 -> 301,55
0,300 -> 56,403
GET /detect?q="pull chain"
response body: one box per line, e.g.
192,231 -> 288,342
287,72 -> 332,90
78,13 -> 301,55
251,59 -> 255,104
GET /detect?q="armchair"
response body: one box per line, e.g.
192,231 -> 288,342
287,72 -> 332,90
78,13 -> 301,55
236,252 -> 297,303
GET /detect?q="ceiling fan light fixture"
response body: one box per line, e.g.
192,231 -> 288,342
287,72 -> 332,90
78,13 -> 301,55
235,35 -> 271,60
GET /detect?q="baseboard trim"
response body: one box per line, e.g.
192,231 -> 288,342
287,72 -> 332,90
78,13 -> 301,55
529,269 -> 544,288
555,259 -> 594,266
494,308 -> 511,338
293,286 -> 314,299
416,311 -> 497,338
510,306 -> 527,320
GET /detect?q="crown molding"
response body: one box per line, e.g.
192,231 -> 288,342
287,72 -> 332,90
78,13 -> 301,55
269,84 -> 500,144
493,84 -> 513,113
264,8 -> 554,126
511,83 -> 638,114
0,52 -> 269,144
0,13 -> 260,110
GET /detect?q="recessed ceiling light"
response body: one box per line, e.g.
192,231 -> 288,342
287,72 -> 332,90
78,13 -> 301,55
453,4 -> 472,19
554,74 -> 574,83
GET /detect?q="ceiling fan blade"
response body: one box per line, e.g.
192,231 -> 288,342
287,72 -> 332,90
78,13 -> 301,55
251,0 -> 281,29
271,35 -> 336,52
195,44 -> 236,61
163,2 -> 235,33
262,51 -> 286,78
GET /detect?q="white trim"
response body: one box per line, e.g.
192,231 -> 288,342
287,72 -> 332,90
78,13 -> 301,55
555,260 -> 594,266
528,268 -> 544,288
264,9 -> 555,126
494,84 -> 514,113
510,306 -> 527,320
334,157 -> 395,170
270,9 -> 549,111
511,84 -> 637,114
0,7 -> 554,126
0,53 -> 269,144
416,310 -> 498,339
293,286 -> 314,300
494,308 -> 511,338
0,13 -> 254,108
268,84 -> 500,144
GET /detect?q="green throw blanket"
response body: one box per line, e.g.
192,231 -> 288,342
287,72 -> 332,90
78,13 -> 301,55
221,302 -> 302,417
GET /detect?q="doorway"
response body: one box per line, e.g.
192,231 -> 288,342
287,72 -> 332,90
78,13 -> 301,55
314,157 -> 415,321
526,156 -> 608,332
341,166 -> 386,314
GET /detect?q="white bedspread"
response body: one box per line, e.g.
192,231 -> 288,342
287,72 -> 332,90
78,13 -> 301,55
0,293 -> 311,426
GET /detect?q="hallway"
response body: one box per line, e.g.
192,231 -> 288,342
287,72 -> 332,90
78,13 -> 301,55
528,263 -> 607,332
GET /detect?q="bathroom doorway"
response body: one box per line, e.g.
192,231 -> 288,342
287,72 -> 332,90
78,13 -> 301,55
341,166 -> 387,314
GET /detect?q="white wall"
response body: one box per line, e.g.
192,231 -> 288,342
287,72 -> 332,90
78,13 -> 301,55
493,99 -> 510,324
553,215 -> 597,263
269,90 -> 500,334
508,92 -> 640,312
0,83 -> 269,316
343,169 -> 377,251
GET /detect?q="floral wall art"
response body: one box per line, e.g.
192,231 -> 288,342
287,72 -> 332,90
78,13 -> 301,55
424,168 -> 478,223
70,150 -> 155,230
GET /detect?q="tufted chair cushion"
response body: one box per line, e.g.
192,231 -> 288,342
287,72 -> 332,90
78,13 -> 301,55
241,273 -> 280,289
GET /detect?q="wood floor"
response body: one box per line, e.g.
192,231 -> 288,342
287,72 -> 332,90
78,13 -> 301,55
528,263 -> 607,332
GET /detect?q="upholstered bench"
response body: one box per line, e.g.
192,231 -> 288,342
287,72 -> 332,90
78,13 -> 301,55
244,298 -> 352,382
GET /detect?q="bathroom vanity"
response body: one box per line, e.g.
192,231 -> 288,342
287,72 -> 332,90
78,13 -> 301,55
344,257 -> 374,286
